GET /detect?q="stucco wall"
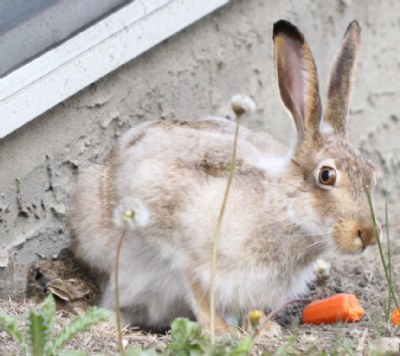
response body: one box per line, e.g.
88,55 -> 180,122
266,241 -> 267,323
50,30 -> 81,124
1,0 -> 399,296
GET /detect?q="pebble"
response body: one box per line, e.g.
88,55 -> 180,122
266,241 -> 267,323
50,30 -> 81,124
334,286 -> 344,293
371,337 -> 400,353
260,321 -> 282,338
122,339 -> 129,348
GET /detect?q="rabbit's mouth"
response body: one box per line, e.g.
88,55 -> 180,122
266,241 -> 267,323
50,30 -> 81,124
333,220 -> 378,254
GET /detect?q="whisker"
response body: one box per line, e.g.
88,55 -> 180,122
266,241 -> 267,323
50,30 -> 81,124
296,221 -> 335,228
280,232 -> 331,238
331,246 -> 343,259
308,239 -> 330,247
308,240 -> 330,252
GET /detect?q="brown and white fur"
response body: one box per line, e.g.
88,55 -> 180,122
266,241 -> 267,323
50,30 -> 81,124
69,20 -> 379,332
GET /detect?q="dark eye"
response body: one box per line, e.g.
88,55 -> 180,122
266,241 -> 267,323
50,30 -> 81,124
319,166 -> 336,186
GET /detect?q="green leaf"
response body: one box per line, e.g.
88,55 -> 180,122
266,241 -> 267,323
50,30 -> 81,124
49,307 -> 109,353
0,310 -> 24,348
207,335 -> 252,356
41,294 -> 57,353
168,318 -> 209,356
225,336 -> 252,356
25,309 -> 47,356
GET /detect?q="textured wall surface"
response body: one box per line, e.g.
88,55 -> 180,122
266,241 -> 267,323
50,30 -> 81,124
1,0 -> 400,296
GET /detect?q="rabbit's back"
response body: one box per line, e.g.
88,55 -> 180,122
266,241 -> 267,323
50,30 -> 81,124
69,117 -> 287,271
113,117 -> 289,242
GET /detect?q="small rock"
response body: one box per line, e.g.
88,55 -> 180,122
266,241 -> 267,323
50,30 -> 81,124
259,320 -> 282,338
370,337 -> 400,353
122,338 -> 129,348
333,286 -> 344,293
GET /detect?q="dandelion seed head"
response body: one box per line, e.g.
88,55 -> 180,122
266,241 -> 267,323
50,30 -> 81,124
113,198 -> 149,229
123,209 -> 135,222
231,94 -> 256,117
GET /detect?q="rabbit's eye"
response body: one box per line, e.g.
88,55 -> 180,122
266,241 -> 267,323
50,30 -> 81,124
319,167 -> 336,186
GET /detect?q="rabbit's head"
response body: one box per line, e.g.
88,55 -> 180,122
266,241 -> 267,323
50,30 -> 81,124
273,20 -> 379,254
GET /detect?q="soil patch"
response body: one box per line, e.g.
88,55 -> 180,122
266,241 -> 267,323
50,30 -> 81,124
1,242 -> 399,354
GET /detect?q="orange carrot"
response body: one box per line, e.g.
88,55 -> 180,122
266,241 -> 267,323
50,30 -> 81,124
303,294 -> 364,324
391,308 -> 400,325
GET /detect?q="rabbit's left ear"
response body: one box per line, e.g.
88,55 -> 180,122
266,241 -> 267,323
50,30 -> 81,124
273,20 -> 322,142
324,21 -> 361,138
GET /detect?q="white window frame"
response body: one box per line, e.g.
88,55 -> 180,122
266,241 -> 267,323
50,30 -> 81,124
0,0 -> 230,139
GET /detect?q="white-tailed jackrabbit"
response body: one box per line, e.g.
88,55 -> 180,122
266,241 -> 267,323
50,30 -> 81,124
69,20 -> 378,332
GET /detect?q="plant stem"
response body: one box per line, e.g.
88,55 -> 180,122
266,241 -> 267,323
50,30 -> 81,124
209,114 -> 241,343
366,188 -> 400,315
115,227 -> 127,355
384,182 -> 392,321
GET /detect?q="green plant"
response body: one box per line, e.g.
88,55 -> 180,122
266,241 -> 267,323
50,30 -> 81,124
115,223 -> 129,355
366,187 -> 400,331
209,95 -> 255,341
209,105 -> 242,341
0,294 -> 109,356
114,207 -> 149,355
119,318 -> 252,356
166,318 -> 252,356
167,318 -> 209,355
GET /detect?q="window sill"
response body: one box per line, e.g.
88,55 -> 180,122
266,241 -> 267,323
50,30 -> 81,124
0,0 -> 230,138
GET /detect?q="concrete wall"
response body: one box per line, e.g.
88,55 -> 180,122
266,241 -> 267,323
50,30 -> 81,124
1,0 -> 400,296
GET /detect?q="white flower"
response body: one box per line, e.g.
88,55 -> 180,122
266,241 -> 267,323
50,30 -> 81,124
113,198 -> 149,229
231,94 -> 256,116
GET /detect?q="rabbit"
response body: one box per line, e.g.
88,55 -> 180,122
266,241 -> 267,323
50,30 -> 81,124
69,20 -> 379,333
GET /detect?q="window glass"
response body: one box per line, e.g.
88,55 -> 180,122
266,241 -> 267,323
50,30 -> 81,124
0,0 -> 130,77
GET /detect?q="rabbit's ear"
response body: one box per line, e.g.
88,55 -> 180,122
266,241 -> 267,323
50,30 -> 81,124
273,20 -> 322,141
324,21 -> 361,138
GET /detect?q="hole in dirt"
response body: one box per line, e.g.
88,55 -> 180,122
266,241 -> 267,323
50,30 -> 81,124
26,248 -> 102,310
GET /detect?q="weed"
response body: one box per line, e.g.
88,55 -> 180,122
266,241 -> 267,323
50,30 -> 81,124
115,224 -> 129,355
209,98 -> 245,341
167,318 -> 252,356
124,318 -> 252,356
366,187 -> 400,333
0,294 -> 109,356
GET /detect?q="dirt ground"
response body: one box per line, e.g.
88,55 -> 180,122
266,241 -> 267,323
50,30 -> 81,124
1,239 -> 399,355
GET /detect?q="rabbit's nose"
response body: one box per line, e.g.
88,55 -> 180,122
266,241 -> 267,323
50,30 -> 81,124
358,224 -> 379,250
